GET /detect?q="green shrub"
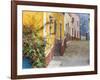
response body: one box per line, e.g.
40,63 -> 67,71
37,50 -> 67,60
23,26 -> 46,68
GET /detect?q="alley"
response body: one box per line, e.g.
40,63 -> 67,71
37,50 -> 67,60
47,40 -> 89,67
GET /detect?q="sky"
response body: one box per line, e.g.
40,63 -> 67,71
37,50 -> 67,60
78,13 -> 90,37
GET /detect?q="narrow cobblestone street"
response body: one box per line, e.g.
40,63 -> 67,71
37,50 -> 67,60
48,40 -> 89,67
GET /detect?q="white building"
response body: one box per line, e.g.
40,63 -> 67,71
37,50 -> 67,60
64,13 -> 80,40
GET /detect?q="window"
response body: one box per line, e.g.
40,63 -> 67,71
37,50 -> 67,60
60,23 -> 62,40
72,28 -> 73,36
72,17 -> 74,23
66,23 -> 69,34
49,15 -> 52,35
54,20 -> 56,34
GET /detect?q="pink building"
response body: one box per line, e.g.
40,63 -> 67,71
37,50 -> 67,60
70,13 -> 80,39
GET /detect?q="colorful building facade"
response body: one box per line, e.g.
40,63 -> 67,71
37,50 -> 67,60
23,11 -> 80,67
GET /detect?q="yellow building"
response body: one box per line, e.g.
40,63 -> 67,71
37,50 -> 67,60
22,11 -> 65,66
44,12 -> 65,65
23,11 -> 44,39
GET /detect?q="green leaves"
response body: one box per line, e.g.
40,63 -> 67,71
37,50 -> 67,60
23,26 -> 46,68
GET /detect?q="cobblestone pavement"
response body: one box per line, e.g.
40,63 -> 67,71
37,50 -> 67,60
48,40 -> 89,68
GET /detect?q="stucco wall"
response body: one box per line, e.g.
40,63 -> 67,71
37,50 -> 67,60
22,11 -> 44,37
